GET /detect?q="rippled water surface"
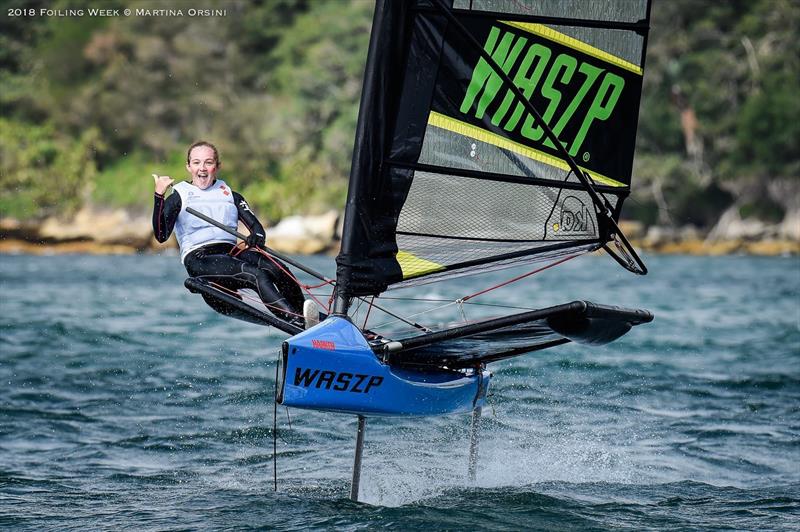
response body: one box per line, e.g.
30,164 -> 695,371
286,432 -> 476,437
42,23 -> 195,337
1,253 -> 798,530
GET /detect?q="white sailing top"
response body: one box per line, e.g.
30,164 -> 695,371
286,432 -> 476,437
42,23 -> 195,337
173,180 -> 238,262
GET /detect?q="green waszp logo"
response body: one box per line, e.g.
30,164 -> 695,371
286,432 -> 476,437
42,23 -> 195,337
460,25 -> 625,158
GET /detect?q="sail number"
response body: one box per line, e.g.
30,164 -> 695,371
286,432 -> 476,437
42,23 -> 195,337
293,367 -> 384,393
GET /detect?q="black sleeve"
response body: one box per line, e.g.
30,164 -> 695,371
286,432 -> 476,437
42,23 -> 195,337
152,192 -> 181,243
233,191 -> 266,244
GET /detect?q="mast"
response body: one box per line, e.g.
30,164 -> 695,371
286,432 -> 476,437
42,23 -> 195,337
334,0 -> 400,315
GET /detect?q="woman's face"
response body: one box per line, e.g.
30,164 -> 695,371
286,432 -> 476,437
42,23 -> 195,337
186,146 -> 219,189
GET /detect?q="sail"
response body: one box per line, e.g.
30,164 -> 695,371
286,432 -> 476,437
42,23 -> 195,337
336,0 -> 651,299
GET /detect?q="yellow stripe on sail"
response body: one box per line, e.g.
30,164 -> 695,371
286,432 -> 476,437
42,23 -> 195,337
500,21 -> 644,76
427,111 -> 626,188
397,250 -> 446,280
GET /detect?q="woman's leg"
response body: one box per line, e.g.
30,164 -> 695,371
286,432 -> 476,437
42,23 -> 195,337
184,245 -> 300,322
237,249 -> 305,314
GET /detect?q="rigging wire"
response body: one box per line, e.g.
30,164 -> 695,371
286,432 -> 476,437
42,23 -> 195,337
207,249 -> 584,334
351,296 -> 366,318
606,231 -> 639,272
459,252 -> 585,303
214,243 -> 584,334
333,295 -> 538,311
457,298 -> 468,323
368,300 -> 459,331
234,244 -> 432,327
362,296 -> 375,330
358,297 -> 433,333
365,252 -> 586,331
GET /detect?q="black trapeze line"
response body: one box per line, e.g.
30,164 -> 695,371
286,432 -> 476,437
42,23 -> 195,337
386,159 -> 629,196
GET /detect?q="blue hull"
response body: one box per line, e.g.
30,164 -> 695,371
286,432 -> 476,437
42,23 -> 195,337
277,317 -> 491,417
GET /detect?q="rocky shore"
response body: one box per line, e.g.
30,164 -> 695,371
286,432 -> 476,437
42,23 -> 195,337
619,219 -> 800,256
0,207 -> 342,256
1,207 -> 798,257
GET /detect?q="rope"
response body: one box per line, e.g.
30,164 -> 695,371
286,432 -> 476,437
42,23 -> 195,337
459,252 -> 586,303
258,249 -> 333,313
457,299 -> 467,322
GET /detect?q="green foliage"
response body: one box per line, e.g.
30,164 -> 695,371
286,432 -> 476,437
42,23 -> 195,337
239,147 -> 348,223
227,0 -> 371,217
632,0 -> 799,227
0,118 -> 100,218
734,68 -> 800,177
0,0 -> 795,232
630,153 -> 735,228
738,198 -> 785,223
91,150 -> 185,209
233,0 -> 310,88
637,84 -> 684,154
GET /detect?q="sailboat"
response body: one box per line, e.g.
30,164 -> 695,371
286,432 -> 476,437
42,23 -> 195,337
186,0 -> 653,500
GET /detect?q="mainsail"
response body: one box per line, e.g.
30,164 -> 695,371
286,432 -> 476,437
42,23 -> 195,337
336,0 -> 651,301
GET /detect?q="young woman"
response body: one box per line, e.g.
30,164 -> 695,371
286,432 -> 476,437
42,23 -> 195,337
152,140 -> 314,327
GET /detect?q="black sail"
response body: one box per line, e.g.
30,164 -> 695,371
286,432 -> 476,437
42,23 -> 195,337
336,0 -> 651,299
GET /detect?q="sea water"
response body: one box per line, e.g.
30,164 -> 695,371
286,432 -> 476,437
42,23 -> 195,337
1,253 -> 798,529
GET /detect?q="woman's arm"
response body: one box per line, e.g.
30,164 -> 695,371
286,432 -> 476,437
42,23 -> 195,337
152,191 -> 181,243
233,191 -> 266,247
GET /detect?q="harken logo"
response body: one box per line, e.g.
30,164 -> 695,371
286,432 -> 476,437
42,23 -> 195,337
554,196 -> 594,234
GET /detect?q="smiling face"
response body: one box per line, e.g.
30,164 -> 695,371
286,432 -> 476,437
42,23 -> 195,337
186,145 -> 220,190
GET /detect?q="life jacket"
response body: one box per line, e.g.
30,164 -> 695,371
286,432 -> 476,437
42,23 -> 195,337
173,180 -> 237,262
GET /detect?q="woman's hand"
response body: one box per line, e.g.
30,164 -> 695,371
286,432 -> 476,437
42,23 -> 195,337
246,231 -> 266,249
152,174 -> 175,195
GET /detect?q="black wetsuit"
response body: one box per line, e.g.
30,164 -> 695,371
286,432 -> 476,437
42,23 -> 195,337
153,185 -> 304,323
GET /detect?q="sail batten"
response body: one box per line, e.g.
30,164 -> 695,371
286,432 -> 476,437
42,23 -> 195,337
336,0 -> 651,299
387,159 -> 631,194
